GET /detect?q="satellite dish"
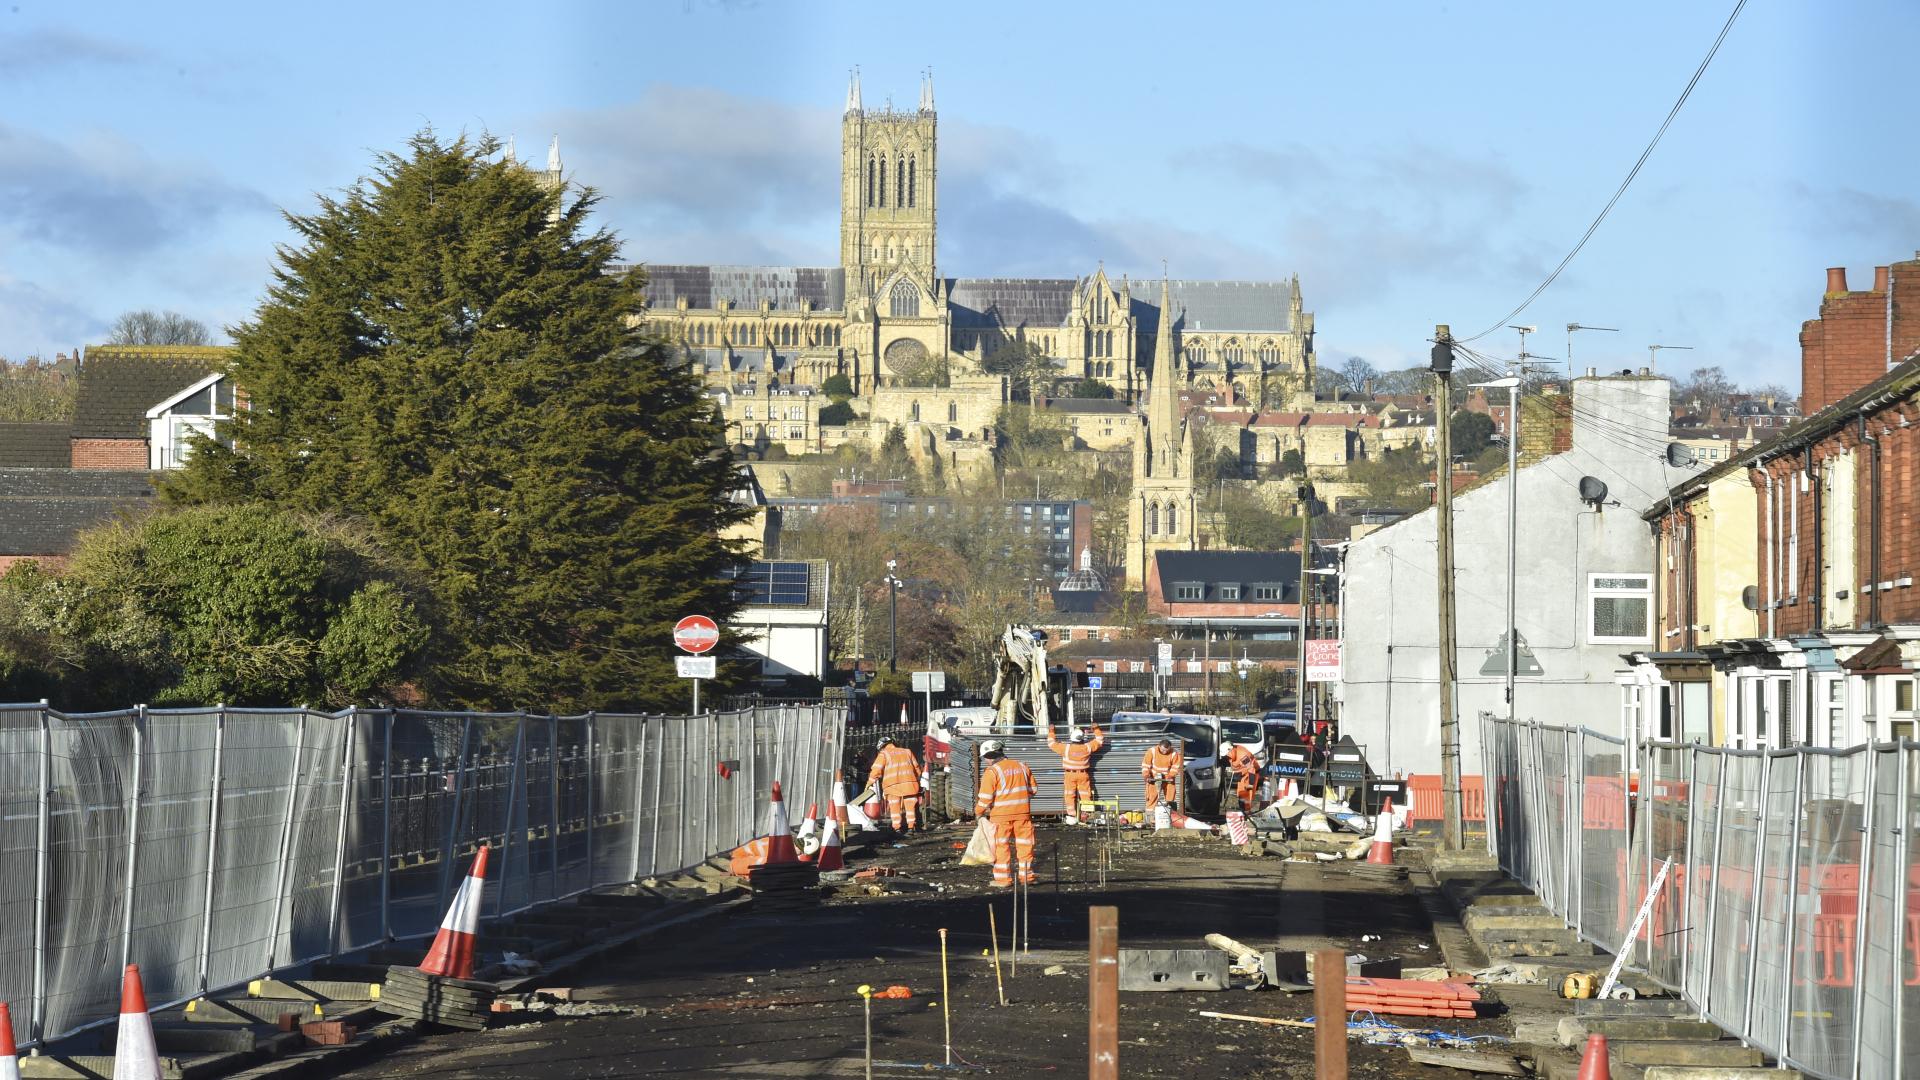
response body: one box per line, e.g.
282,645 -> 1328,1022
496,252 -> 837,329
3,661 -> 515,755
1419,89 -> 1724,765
1665,442 -> 1695,469
1742,585 -> 1761,611
1578,476 -> 1610,506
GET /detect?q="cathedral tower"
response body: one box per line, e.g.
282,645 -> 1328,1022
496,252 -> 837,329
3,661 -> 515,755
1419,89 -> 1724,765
840,70 -> 938,297
1126,278 -> 1199,589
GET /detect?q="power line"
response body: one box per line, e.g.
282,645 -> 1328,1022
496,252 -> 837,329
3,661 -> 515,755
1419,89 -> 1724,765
1460,0 -> 1749,343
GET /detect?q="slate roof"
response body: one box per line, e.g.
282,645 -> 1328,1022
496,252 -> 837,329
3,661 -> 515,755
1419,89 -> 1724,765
1155,550 -> 1304,602
0,423 -> 73,468
636,265 -> 846,312
948,278 -> 1077,330
73,346 -> 229,439
1133,281 -> 1294,336
0,468 -> 156,555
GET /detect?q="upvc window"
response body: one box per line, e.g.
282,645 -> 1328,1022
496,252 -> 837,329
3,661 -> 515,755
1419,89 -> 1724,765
1588,573 -> 1653,644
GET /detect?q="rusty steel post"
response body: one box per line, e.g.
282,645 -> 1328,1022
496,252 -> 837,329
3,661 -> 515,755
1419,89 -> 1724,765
1314,947 -> 1347,1080
1088,905 -> 1119,1080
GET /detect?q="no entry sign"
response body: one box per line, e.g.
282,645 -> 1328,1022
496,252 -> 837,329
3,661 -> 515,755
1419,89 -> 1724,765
673,615 -> 720,654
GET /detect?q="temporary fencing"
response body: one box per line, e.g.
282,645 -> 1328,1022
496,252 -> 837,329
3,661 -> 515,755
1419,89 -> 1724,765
1480,712 -> 1919,1080
0,700 -> 844,1050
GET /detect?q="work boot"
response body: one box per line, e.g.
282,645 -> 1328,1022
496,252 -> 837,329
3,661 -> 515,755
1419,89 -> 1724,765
1064,815 -> 1080,826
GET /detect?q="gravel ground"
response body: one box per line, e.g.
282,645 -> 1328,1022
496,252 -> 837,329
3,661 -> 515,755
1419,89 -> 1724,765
334,821 -> 1512,1078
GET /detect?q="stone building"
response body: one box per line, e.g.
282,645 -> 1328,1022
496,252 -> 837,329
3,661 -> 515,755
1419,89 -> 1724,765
630,74 -> 1315,407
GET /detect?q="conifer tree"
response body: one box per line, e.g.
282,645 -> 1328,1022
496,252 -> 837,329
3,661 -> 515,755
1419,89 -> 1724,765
165,132 -> 747,711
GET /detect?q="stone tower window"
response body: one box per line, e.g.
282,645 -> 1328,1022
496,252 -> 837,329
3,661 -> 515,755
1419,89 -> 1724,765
909,155 -> 916,208
1166,502 -> 1179,534
896,157 -> 906,210
890,280 -> 920,318
948,401 -> 958,423
1094,291 -> 1109,323
1149,504 -> 1159,534
866,155 -> 875,208
878,155 -> 887,207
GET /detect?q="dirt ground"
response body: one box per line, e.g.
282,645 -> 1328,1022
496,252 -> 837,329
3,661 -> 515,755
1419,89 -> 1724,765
335,821 -> 1512,1078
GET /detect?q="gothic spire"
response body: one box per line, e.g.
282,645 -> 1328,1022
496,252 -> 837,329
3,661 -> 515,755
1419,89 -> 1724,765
919,69 -> 934,112
547,134 -> 562,174
1147,276 -> 1180,460
846,67 -> 863,114
504,135 -> 516,164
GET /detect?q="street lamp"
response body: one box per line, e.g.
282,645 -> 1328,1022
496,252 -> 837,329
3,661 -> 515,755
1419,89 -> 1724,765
1295,482 -> 1314,720
882,559 -> 904,673
1472,375 -> 1522,723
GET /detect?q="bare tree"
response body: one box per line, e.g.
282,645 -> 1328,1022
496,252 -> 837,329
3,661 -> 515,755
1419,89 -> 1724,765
1676,365 -> 1737,410
107,310 -> 214,346
1338,356 -> 1379,395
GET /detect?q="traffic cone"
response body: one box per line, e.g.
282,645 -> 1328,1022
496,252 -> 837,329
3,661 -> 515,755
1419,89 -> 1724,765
761,781 -> 800,865
816,816 -> 846,872
114,965 -> 160,1080
420,844 -> 490,978
1365,803 -> 1395,865
1576,1033 -> 1610,1079
796,803 -> 819,841
832,779 -> 852,829
1167,809 -> 1215,832
0,1000 -> 19,1080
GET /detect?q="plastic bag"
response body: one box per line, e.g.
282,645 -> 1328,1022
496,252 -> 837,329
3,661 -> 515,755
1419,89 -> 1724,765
960,819 -> 995,865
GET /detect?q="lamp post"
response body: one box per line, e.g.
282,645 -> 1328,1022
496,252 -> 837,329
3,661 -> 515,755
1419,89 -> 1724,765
1295,482 -> 1314,725
883,559 -> 903,673
1472,375 -> 1522,724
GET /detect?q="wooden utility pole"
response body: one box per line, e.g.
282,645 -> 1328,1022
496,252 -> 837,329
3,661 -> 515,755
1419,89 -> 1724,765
1297,482 -> 1314,727
1432,325 -> 1464,851
1313,947 -> 1348,1079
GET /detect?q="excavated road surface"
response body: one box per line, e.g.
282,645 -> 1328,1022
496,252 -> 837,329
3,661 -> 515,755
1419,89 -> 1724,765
335,822 -> 1506,1078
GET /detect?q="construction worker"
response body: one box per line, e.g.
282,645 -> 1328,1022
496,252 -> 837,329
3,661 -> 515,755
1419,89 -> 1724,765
1141,736 -> 1184,812
974,740 -> 1037,887
867,735 -> 924,833
1224,741 -> 1261,814
1045,723 -> 1104,823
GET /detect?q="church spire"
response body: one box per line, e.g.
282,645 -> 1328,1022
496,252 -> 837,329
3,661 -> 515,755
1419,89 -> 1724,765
547,134 -> 562,175
1147,276 -> 1181,465
504,135 -> 517,164
919,69 -> 934,113
846,67 -> 863,114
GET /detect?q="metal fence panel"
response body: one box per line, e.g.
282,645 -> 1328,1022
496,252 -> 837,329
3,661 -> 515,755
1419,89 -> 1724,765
1856,746 -> 1901,1079
1640,743 -> 1689,989
128,709 -> 217,1007
1749,751 -> 1797,1056
1787,747 -> 1865,1078
0,707 -> 41,1034
1704,752 -> 1762,1032
1683,746 -> 1721,1009
43,711 -> 136,1038
1577,729 -> 1629,950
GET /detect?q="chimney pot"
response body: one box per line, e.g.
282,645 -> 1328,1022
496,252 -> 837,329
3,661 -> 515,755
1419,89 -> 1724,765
1586,366 -> 1597,377
1874,266 -> 1891,292
1827,267 -> 1849,294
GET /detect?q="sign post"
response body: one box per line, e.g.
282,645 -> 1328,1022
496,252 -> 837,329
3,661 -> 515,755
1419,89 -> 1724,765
674,615 -> 720,715
1303,639 -> 1343,684
911,671 -> 946,730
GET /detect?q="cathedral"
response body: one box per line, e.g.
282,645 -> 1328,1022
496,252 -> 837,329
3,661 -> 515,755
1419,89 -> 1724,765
631,75 -> 1324,589
633,73 -> 1317,409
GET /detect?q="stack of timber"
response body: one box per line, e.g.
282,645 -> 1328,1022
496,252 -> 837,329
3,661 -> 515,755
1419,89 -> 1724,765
748,861 -> 821,912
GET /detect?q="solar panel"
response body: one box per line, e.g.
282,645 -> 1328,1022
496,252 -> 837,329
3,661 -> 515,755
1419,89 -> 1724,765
726,561 -> 815,607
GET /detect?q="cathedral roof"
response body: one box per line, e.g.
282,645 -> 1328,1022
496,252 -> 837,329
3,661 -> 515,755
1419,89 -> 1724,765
948,278 -> 1076,330
636,265 -> 846,312
1132,280 -> 1294,335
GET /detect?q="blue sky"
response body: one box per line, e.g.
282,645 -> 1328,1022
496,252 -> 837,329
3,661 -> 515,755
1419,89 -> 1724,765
3,0 -> 1915,388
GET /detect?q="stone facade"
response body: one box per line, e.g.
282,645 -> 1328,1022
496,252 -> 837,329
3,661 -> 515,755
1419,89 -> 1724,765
631,76 -> 1314,408
715,384 -> 827,456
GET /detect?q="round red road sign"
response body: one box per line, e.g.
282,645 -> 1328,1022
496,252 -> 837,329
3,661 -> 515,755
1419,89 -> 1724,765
673,615 -> 720,654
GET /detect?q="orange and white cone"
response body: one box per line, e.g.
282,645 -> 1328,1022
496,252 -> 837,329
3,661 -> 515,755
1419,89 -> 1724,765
0,1000 -> 19,1080
761,781 -> 800,865
796,803 -> 820,842
816,816 -> 846,872
420,844 -> 490,978
113,964 -> 160,1080
832,779 -> 852,829
1365,802 -> 1395,865
1167,809 -> 1215,832
1576,1033 -> 1610,1080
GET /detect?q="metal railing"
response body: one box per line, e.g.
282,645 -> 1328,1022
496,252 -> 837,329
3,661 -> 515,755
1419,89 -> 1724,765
1480,712 -> 1916,1080
0,701 -> 844,1050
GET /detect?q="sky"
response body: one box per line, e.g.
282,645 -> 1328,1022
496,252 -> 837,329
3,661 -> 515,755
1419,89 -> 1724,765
3,0 -> 1916,390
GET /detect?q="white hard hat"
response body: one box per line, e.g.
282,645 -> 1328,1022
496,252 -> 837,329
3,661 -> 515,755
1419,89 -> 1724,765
1072,729 -> 1091,743
980,739 -> 1004,757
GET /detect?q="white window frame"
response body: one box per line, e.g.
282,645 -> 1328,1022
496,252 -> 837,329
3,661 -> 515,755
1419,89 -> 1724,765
1587,572 -> 1654,645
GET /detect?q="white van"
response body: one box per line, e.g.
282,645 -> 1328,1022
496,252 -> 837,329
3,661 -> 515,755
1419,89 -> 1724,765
1111,711 -> 1225,813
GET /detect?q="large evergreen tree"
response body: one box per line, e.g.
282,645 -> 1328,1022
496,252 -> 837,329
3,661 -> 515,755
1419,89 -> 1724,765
164,132 -> 746,711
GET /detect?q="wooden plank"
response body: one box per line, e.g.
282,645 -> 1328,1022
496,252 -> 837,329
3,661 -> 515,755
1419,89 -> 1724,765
1403,1047 -> 1526,1075
1314,948 -> 1347,1080
1088,906 -> 1118,1080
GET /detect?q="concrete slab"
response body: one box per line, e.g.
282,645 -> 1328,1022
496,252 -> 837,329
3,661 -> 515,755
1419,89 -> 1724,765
1640,1069 -> 1800,1080
1118,949 -> 1229,992
1573,997 -> 1699,1018
1580,1018 -> 1727,1042
1613,1041 -> 1764,1068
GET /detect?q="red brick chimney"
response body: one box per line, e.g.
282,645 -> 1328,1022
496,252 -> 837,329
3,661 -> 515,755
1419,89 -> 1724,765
1800,254 -> 1920,414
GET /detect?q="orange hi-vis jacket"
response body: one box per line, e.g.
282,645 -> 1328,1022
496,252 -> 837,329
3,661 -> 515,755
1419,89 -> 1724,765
1225,743 -> 1260,781
869,744 -> 922,798
1046,726 -> 1105,770
1141,744 -> 1184,780
976,758 -> 1038,821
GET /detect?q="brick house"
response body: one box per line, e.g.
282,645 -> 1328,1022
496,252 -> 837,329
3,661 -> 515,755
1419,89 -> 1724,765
71,345 -> 230,469
1627,254 -> 1920,749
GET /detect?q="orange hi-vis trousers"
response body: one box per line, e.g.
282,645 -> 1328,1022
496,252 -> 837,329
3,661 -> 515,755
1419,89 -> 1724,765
1144,776 -> 1178,809
1063,771 -> 1095,815
885,795 -> 920,830
988,815 -> 1036,886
